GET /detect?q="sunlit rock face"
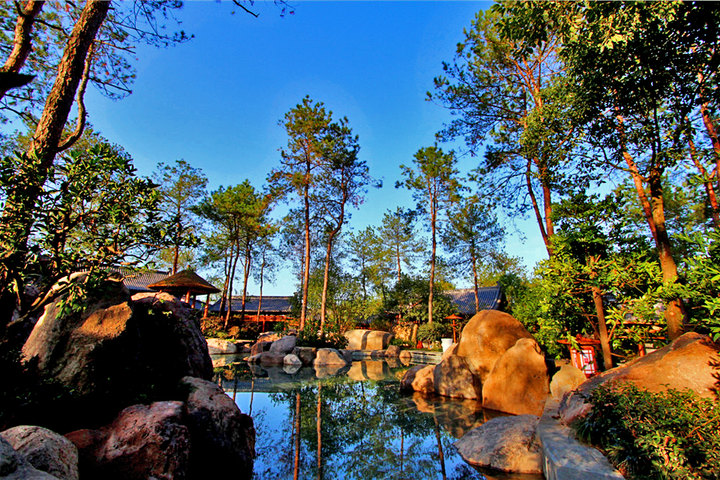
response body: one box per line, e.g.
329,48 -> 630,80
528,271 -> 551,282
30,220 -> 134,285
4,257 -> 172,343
21,277 -> 212,404
482,338 -> 549,416
454,415 -> 543,474
454,310 -> 535,384
433,353 -> 481,400
344,329 -> 393,350
550,364 -> 587,401
559,332 -> 720,425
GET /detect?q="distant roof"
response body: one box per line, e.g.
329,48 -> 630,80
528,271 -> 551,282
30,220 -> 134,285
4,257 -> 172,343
209,295 -> 292,314
147,269 -> 220,294
446,284 -> 503,315
120,269 -> 171,293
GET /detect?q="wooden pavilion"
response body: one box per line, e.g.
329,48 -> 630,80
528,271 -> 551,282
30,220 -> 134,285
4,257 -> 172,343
147,269 -> 220,318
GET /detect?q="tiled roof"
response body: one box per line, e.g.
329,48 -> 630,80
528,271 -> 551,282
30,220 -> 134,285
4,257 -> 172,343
446,284 -> 503,315
209,295 -> 292,314
120,269 -> 171,293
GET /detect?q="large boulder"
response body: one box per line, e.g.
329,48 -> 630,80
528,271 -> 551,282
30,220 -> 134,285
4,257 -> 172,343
181,377 -> 255,479
550,364 -> 587,401
560,332 -> 720,425
292,347 -> 317,366
344,329 -> 393,350
399,364 -> 435,394
0,436 -> 60,480
454,415 -> 542,474
314,348 -> 348,366
21,277 -> 212,405
482,338 -> 549,416
250,341 -> 272,357
269,335 -> 297,355
65,401 -> 190,480
433,353 -> 481,400
206,338 -> 238,354
454,310 -> 534,384
0,426 -> 78,480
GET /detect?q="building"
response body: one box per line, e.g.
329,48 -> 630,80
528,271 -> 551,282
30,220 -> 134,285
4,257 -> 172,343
445,284 -> 504,316
209,295 -> 294,330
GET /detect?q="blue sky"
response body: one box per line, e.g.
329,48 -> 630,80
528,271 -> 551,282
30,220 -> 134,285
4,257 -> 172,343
83,0 -> 548,295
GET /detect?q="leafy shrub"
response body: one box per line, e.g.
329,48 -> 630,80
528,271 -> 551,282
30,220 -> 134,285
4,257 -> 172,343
417,321 -> 451,343
296,327 -> 348,350
575,383 -> 720,479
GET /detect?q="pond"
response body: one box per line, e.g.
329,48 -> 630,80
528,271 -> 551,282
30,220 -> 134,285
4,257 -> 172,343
213,357 -> 544,480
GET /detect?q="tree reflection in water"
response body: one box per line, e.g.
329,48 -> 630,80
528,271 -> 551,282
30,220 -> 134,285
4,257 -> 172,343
213,360 -> 543,480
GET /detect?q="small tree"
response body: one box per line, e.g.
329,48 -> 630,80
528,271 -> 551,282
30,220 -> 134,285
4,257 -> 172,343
397,145 -> 462,324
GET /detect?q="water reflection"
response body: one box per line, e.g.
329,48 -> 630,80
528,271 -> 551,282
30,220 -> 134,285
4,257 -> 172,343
213,359 -> 543,480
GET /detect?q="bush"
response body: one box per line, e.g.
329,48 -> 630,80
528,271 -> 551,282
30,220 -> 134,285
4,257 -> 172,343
296,327 -> 348,350
575,383 -> 720,479
417,321 -> 451,343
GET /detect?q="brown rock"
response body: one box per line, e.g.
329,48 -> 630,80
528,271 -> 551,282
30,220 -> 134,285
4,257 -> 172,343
21,280 -> 212,404
400,365 -> 424,391
1,426 -> 78,480
314,363 -> 347,378
292,346 -> 317,366
550,364 -> 587,401
257,332 -> 282,343
257,352 -> 286,367
385,345 -> 401,357
66,401 -> 190,480
206,338 -> 238,354
434,353 -> 481,400
412,365 -> 436,394
454,310 -> 534,384
181,377 -> 255,478
314,348 -> 348,366
250,341 -> 272,357
560,332 -> 720,425
344,329 -> 393,350
482,338 -> 549,416
399,350 -> 413,365
454,415 -> 542,474
0,436 -> 58,480
347,360 -> 389,381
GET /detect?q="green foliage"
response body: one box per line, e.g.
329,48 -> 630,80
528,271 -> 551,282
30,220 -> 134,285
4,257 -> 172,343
576,383 -> 720,479
380,275 -> 456,325
296,325 -> 348,350
416,321 -> 451,343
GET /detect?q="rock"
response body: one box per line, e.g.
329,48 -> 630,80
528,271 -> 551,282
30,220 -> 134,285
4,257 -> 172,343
206,338 -> 238,354
433,353 -> 481,400
0,426 -> 78,480
314,348 -> 348,366
283,354 -> 302,367
257,352 -> 286,367
21,281 -> 212,405
283,364 -> 301,375
292,347 -> 317,366
550,364 -> 587,401
344,329 -> 393,350
0,436 -> 58,480
413,365 -> 436,394
399,350 -> 413,365
257,332 -> 282,343
482,338 -> 549,416
400,365 -> 425,391
560,332 -> 720,425
250,341 -> 272,357
181,377 -> 255,478
339,349 -> 355,363
269,335 -> 297,355
385,345 -> 401,357
65,401 -> 190,480
454,415 -> 542,474
454,310 -> 534,384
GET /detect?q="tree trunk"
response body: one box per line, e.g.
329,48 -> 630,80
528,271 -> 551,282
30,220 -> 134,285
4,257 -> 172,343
525,159 -> 551,257
240,240 -> 252,322
647,169 -> 686,340
428,197 -> 437,324
700,101 -> 720,193
0,0 -> 45,100
591,284 -> 613,370
0,0 -> 109,329
225,240 -> 240,329
396,244 -> 402,284
300,183 -> 311,331
319,235 -> 335,335
256,251 -> 266,321
687,133 -> 720,228
471,250 -> 480,313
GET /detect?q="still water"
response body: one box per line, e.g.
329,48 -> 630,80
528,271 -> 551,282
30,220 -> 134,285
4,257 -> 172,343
213,357 -> 544,480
